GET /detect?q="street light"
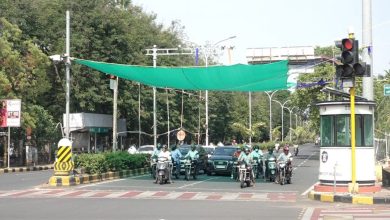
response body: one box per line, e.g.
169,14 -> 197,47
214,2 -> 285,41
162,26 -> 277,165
285,106 -> 298,142
272,100 -> 290,142
265,91 -> 279,141
50,11 -> 71,140
202,35 -> 236,146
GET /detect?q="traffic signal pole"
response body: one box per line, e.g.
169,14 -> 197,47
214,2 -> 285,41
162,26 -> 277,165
350,87 -> 358,193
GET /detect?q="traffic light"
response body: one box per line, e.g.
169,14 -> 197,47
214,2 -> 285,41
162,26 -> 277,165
335,38 -> 366,80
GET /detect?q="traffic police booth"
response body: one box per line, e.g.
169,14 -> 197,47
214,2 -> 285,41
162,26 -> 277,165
317,101 -> 375,186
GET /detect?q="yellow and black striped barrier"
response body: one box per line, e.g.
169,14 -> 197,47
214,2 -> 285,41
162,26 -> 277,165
49,138 -> 74,186
53,138 -> 74,176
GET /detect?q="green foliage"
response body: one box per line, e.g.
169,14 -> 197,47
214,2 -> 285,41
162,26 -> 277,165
74,152 -> 149,174
74,153 -> 108,174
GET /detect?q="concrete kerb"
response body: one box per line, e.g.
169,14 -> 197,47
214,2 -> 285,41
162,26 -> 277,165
48,167 -> 149,187
0,165 -> 54,174
308,190 -> 390,205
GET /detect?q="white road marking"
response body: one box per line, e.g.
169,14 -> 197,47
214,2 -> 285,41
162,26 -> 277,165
301,181 -> 319,196
177,177 -> 219,189
77,178 -> 123,188
301,207 -> 314,220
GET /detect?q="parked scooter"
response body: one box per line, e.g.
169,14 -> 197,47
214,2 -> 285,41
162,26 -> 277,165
265,153 -> 277,182
155,157 -> 172,184
239,162 -> 254,188
184,158 -> 197,181
277,158 -> 293,185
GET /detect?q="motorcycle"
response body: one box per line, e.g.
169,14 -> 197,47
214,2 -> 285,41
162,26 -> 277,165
251,156 -> 263,179
184,158 -> 197,181
257,155 -> 264,179
150,158 -> 157,179
239,163 -> 254,188
231,160 -> 239,181
155,157 -> 172,184
251,159 -> 258,179
277,158 -> 293,185
171,160 -> 180,179
293,145 -> 299,156
265,154 -> 277,182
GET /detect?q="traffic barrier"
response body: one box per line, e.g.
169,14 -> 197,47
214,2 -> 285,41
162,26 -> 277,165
0,165 -> 54,174
48,167 -> 149,187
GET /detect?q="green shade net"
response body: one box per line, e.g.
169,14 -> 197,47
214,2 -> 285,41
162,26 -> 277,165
73,59 -> 290,92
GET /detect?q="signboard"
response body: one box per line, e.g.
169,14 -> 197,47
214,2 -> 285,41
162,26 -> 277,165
384,84 -> 390,96
0,99 -> 21,127
89,127 -> 109,133
176,130 -> 186,141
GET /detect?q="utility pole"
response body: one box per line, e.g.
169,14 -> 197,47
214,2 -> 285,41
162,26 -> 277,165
145,46 -> 194,147
112,76 -> 118,151
65,10 -> 71,139
362,0 -> 373,100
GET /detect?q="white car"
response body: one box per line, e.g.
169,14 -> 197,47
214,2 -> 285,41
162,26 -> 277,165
136,145 -> 155,155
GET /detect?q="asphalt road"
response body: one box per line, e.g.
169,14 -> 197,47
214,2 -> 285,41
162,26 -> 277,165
1,144 -> 389,220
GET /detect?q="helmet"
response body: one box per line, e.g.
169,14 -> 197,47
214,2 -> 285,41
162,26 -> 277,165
283,146 -> 289,152
162,145 -> 168,150
244,148 -> 250,154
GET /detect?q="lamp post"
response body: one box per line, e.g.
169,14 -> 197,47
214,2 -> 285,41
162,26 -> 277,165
49,11 -> 71,140
65,10 -> 71,139
202,35 -> 236,146
265,91 -> 278,141
285,106 -> 297,142
272,100 -> 290,142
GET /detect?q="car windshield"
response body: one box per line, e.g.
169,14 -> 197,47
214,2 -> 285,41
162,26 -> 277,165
214,147 -> 236,156
139,146 -> 154,151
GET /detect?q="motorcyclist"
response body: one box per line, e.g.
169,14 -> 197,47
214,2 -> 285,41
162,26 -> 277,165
184,144 -> 199,175
171,144 -> 182,177
250,146 -> 263,176
277,145 -> 292,164
264,147 -> 276,180
276,145 -> 293,183
152,143 -> 162,159
158,145 -> 171,161
238,147 -> 255,182
156,145 -> 172,183
250,146 -> 263,159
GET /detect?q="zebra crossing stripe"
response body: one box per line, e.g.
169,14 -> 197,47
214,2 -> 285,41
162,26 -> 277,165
0,189 -> 297,202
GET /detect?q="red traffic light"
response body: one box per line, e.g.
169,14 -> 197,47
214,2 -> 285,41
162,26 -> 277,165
342,38 -> 354,51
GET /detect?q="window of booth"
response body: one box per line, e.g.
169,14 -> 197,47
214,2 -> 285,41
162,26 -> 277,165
335,115 -> 350,146
363,115 -> 373,146
321,115 -> 333,146
320,114 -> 373,147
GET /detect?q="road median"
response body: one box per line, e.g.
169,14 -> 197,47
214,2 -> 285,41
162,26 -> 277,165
48,167 -> 149,186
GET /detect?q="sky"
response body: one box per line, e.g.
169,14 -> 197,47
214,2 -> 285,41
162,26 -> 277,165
132,0 -> 390,76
